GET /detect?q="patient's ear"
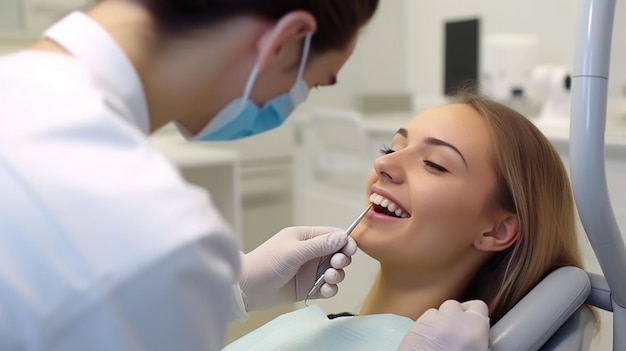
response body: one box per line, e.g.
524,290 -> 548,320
475,213 -> 519,252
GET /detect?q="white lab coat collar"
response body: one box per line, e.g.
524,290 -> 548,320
44,11 -> 151,135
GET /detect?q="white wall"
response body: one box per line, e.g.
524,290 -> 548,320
297,0 -> 409,113
351,0 -> 408,94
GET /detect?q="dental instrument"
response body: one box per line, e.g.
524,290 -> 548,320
305,204 -> 373,301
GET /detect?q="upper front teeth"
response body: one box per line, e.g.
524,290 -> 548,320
369,193 -> 409,218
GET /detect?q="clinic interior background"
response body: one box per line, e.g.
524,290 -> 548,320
2,0 -> 626,349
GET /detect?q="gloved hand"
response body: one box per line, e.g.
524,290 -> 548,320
239,226 -> 357,312
397,300 -> 490,351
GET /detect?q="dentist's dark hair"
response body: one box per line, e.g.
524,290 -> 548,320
138,0 -> 379,53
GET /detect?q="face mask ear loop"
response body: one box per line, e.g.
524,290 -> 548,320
241,63 -> 260,101
296,33 -> 313,79
243,33 -> 311,101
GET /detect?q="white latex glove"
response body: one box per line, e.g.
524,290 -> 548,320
397,300 -> 490,351
239,226 -> 357,311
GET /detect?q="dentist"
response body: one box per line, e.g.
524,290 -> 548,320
0,0 -> 489,350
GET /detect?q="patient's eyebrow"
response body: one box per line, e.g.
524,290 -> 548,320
425,137 -> 467,168
395,128 -> 468,168
396,128 -> 408,138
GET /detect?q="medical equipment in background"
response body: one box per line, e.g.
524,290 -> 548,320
481,34 -> 538,104
531,65 -> 573,123
306,204 -> 373,301
444,18 -> 480,96
570,0 -> 626,349
481,35 -> 573,123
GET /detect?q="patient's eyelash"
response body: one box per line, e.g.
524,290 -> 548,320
424,160 -> 448,173
380,145 -> 395,155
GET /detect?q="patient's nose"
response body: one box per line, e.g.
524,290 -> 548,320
373,154 -> 404,184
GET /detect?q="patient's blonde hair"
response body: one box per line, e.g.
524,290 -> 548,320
455,93 -> 593,325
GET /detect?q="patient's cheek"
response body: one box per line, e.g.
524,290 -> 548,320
350,228 -> 364,245
348,227 -> 392,260
349,225 -> 373,243
348,228 -> 375,254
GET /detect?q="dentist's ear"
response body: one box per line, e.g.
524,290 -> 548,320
475,213 -> 519,252
256,11 -> 316,73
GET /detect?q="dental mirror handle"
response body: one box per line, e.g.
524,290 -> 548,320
305,204 -> 372,300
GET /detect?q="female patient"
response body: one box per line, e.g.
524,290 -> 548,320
353,92 -> 584,324
224,93 -> 590,350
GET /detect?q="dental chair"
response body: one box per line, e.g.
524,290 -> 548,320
488,266 -> 595,350
489,0 -> 624,349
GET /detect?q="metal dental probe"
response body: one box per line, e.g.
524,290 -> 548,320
305,203 -> 373,301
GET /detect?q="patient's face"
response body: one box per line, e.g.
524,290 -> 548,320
352,104 -> 498,272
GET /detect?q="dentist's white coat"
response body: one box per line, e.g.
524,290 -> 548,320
0,12 -> 243,351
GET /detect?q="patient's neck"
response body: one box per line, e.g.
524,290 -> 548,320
359,264 -> 474,320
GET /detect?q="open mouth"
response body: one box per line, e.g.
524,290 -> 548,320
369,192 -> 410,218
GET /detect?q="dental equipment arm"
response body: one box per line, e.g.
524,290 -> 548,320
571,0 -> 626,349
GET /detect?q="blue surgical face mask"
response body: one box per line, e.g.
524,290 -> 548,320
179,33 -> 313,141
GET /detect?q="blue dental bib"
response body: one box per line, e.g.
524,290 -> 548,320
223,305 -> 413,351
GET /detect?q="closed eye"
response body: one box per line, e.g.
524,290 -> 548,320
382,145 -> 448,173
424,160 -> 448,173
380,145 -> 395,155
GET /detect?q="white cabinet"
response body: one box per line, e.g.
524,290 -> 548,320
149,135 -> 243,244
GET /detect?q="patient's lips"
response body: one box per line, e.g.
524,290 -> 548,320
369,192 -> 410,218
